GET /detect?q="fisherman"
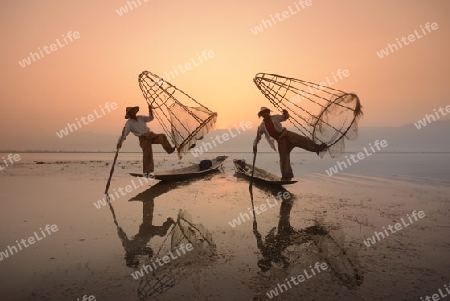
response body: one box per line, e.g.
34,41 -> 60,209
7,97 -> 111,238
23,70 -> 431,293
117,105 -> 175,177
253,107 -> 327,181
253,192 -> 296,272
116,200 -> 175,268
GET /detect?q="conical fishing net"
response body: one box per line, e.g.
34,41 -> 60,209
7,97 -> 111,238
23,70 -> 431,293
170,210 -> 215,252
137,210 -> 216,300
138,71 -> 217,159
253,73 -> 363,157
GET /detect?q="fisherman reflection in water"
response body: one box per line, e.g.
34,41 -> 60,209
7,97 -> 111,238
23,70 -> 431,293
253,190 -> 317,272
253,194 -> 296,272
116,200 -> 175,268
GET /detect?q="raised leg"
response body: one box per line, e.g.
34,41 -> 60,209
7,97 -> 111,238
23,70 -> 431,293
278,136 -> 294,180
282,130 -> 320,152
144,132 -> 174,153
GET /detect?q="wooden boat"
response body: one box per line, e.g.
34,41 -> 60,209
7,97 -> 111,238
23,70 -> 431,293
130,155 -> 227,181
233,159 -> 298,185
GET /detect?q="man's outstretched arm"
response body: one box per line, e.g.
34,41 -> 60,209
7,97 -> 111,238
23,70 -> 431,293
253,125 -> 262,153
148,104 -> 154,121
153,217 -> 175,236
141,104 -> 155,122
117,126 -> 130,149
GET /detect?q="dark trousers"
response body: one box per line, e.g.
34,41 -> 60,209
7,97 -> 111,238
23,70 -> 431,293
277,130 -> 319,180
139,132 -> 173,173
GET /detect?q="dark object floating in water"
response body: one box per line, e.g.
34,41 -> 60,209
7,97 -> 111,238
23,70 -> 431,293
130,156 -> 227,181
233,159 -> 297,185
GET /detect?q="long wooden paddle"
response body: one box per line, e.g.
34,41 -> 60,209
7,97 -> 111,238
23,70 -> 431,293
106,194 -> 119,227
105,127 -> 126,195
249,148 -> 257,221
249,148 -> 257,188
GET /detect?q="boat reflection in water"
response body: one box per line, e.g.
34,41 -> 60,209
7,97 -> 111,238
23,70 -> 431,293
107,178 -> 218,300
249,181 -> 364,291
252,185 -> 297,272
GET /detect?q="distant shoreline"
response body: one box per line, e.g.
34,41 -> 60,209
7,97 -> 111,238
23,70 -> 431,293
0,151 -> 449,154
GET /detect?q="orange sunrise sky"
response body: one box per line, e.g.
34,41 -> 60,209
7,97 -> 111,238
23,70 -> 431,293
0,0 -> 449,140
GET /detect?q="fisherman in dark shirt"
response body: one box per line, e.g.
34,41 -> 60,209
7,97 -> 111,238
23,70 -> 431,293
253,107 -> 327,181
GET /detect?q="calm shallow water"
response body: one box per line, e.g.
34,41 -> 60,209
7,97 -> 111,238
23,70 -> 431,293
0,153 -> 449,300
4,152 -> 449,185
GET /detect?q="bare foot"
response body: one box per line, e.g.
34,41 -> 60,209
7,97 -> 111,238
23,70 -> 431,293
168,146 -> 176,154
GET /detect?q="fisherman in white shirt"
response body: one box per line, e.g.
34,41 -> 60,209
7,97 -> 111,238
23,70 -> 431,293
117,105 -> 175,177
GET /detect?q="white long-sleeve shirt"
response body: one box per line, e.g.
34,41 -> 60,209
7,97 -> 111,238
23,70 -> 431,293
253,114 -> 287,151
118,112 -> 154,144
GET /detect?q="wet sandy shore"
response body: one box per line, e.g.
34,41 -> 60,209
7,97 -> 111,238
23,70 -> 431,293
0,156 -> 449,300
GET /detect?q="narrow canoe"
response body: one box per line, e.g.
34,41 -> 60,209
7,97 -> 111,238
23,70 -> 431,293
233,159 -> 298,185
130,155 -> 228,181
